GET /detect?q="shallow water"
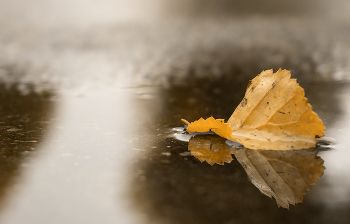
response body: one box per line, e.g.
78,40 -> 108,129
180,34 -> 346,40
0,77 -> 349,224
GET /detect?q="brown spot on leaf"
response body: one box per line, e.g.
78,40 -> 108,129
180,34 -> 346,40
240,98 -> 247,107
246,80 -> 252,91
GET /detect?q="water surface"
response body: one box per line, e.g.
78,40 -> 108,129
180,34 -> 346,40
0,77 -> 349,223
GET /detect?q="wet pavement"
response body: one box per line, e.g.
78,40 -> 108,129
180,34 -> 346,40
0,78 -> 349,223
1,0 -> 350,223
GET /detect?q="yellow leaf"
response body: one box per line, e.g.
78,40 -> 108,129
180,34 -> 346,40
182,69 -> 326,150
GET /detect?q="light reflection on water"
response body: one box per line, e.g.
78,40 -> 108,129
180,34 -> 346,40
0,89 -> 144,224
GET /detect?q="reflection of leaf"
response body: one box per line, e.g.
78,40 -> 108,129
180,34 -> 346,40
187,134 -> 325,208
183,69 -> 326,150
188,135 -> 233,165
235,148 -> 325,209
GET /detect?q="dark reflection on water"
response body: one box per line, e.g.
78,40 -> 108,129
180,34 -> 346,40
0,85 -> 53,207
130,75 -> 350,223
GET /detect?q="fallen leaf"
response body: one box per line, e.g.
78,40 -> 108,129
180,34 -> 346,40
188,134 -> 233,165
182,69 -> 326,150
187,135 -> 325,208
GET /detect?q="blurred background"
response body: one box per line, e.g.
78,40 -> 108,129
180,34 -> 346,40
0,0 -> 350,224
1,0 -> 350,91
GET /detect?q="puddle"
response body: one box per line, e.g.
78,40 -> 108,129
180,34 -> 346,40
0,78 -> 348,224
